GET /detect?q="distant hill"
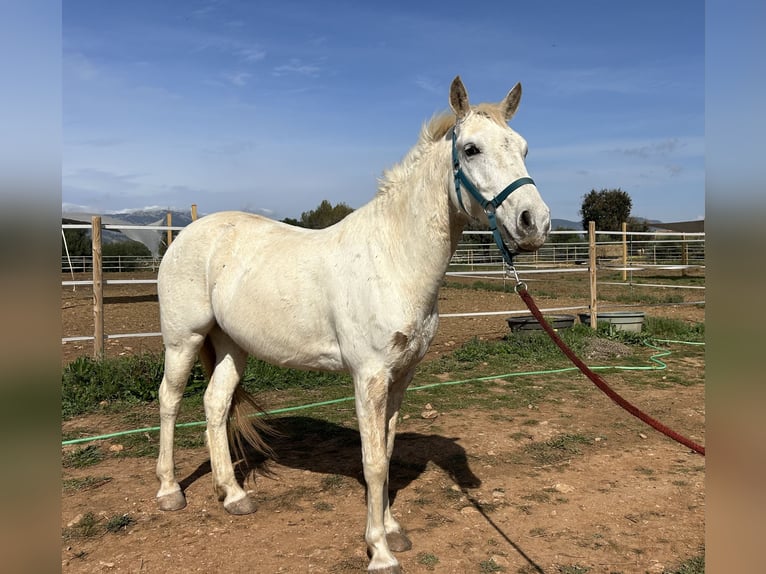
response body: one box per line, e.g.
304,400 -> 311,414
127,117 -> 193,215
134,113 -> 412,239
550,218 -> 583,230
61,208 -> 197,256
549,217 -> 667,231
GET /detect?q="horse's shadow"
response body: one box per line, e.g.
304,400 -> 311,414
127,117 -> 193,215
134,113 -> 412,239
179,415 -> 481,502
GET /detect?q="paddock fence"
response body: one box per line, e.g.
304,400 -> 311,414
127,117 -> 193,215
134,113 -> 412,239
61,217 -> 705,358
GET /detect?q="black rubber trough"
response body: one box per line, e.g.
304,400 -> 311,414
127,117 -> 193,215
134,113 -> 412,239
506,314 -> 576,335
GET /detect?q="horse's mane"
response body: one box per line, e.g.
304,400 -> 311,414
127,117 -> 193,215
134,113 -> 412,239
377,103 -> 507,196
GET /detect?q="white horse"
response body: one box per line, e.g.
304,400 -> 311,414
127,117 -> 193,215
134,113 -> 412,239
155,76 -> 550,573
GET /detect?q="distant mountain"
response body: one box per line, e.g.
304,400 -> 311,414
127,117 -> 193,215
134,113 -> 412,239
61,208 -> 197,256
549,217 -> 666,231
550,218 -> 583,230
113,209 -> 195,228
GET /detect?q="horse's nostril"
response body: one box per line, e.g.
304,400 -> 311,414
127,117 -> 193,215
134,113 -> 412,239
520,210 -> 533,230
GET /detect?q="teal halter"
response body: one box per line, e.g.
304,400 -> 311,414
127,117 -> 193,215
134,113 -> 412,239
451,125 -> 535,267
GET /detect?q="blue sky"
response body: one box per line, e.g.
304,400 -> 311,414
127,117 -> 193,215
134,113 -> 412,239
63,0 -> 704,223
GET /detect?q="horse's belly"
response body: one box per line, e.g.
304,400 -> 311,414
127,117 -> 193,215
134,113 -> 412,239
214,302 -> 346,372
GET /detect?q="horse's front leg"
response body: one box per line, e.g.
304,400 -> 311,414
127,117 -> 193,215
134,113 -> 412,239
355,369 -> 401,574
382,370 -> 415,553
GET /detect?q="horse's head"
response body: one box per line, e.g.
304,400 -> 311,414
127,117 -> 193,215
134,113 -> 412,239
448,76 -> 550,255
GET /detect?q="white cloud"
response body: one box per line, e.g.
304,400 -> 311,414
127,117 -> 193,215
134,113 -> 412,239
414,75 -> 441,95
222,71 -> 251,86
238,47 -> 266,62
273,58 -> 321,78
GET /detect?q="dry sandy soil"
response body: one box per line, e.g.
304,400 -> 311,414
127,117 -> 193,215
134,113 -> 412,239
61,272 -> 705,573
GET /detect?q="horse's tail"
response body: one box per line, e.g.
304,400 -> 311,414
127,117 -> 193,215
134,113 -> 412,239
227,385 -> 277,463
199,337 -> 277,461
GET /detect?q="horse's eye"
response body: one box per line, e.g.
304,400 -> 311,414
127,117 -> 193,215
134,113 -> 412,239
464,143 -> 481,157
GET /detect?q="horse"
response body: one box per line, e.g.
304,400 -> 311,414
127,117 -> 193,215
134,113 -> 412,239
155,76 -> 550,573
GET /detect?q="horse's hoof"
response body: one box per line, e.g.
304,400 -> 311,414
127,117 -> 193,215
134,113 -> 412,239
224,495 -> 257,515
157,491 -> 187,511
386,530 -> 412,553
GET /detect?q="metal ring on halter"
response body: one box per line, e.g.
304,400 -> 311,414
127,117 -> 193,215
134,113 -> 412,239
513,281 -> 528,293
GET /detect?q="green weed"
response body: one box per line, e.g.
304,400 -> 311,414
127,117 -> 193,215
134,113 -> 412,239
479,558 -> 506,572
523,434 -> 592,465
417,552 -> 440,569
62,512 -> 100,540
664,553 -> 704,574
62,476 -> 112,493
105,513 -> 134,533
62,444 -> 104,468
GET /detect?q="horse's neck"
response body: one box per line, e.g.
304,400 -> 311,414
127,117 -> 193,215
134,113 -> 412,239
351,143 -> 467,297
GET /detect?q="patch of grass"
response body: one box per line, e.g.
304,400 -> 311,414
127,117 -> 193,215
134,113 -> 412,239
523,434 -> 591,465
113,432 -> 159,458
557,566 -> 590,574
63,512 -> 100,540
61,318 -> 703,445
479,558 -> 506,572
644,316 -> 705,342
62,352 -> 352,419
62,444 -> 104,468
320,474 -> 345,491
62,475 -> 112,493
604,291 -> 684,305
62,353 -> 173,418
443,280 -> 515,294
105,513 -> 134,533
313,501 -> 334,511
664,554 -> 704,574
330,556 -> 368,573
417,552 -> 440,570
522,491 -> 551,503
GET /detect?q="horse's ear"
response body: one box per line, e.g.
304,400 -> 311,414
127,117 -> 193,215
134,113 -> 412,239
502,82 -> 522,121
449,76 -> 470,120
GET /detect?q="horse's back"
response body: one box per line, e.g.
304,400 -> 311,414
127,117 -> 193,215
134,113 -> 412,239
157,211 -> 347,369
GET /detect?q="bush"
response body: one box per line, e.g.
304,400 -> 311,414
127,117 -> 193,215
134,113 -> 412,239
61,353 -> 205,418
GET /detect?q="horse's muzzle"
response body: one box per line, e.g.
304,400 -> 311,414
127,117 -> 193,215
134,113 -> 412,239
510,208 -> 550,252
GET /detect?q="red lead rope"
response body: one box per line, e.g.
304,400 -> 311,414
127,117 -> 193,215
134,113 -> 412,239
515,284 -> 705,456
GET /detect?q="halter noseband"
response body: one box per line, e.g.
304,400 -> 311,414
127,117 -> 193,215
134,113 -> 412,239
451,124 -> 535,267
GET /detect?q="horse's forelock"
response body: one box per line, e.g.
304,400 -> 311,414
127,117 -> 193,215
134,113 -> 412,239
424,113 -> 456,142
425,103 -> 508,143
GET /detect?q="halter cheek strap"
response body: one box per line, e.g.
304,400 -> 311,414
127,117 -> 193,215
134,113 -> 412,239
451,127 -> 535,266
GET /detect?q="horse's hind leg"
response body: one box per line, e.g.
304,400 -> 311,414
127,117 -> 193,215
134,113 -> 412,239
156,334 -> 204,511
204,330 -> 257,515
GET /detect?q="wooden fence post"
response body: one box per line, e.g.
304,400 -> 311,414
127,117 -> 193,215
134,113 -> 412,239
191,204 -> 198,221
588,221 -> 597,329
166,212 -> 173,248
92,215 -> 104,358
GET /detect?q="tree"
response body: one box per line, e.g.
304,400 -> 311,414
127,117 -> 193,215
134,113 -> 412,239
548,226 -> 585,244
103,239 -> 151,258
283,200 -> 354,229
62,219 -> 92,257
580,188 -> 632,232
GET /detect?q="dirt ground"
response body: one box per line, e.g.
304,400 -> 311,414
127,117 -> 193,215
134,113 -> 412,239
61,272 -> 705,573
